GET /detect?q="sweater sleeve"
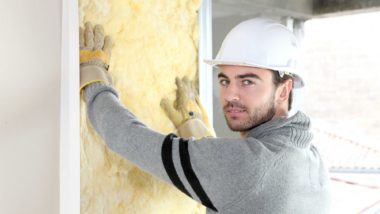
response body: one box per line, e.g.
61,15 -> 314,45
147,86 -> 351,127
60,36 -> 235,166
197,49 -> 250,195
84,83 -> 274,211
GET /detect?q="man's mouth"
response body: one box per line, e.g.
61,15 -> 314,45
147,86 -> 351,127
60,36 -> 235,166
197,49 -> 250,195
225,108 -> 246,119
224,101 -> 246,111
226,108 -> 245,113
224,107 -> 246,117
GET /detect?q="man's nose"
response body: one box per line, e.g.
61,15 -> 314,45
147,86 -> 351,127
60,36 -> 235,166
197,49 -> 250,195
223,84 -> 240,102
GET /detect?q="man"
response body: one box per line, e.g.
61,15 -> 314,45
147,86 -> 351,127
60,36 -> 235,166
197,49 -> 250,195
80,18 -> 331,213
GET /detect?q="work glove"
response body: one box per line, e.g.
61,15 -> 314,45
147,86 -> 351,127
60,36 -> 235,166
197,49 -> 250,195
160,77 -> 216,139
80,22 -> 113,91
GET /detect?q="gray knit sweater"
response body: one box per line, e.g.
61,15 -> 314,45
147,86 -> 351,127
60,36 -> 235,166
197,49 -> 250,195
84,83 -> 331,214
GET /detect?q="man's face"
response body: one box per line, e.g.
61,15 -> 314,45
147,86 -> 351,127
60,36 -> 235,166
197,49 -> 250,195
218,65 -> 277,132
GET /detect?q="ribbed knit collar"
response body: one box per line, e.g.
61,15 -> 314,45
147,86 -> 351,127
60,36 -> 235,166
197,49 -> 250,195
247,111 -> 313,148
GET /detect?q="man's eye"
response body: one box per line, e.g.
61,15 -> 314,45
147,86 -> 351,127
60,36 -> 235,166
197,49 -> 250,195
242,79 -> 253,85
219,79 -> 229,86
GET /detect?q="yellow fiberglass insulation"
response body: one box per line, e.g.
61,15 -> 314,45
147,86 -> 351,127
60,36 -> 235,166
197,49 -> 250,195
79,0 -> 206,213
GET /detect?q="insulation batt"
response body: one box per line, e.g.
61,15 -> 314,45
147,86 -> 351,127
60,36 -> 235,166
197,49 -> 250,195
79,0 -> 206,213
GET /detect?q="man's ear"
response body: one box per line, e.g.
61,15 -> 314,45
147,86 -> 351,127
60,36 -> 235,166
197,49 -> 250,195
276,79 -> 293,103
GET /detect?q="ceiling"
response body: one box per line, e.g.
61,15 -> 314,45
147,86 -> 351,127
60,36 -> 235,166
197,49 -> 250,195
212,0 -> 380,19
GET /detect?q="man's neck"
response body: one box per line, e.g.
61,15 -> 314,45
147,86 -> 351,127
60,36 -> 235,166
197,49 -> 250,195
240,131 -> 249,138
274,107 -> 288,119
239,110 -> 289,139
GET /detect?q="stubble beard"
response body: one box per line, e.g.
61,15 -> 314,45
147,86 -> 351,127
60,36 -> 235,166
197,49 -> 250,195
223,95 -> 276,132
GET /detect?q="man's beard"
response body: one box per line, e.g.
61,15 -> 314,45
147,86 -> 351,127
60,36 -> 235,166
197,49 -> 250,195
223,95 -> 276,132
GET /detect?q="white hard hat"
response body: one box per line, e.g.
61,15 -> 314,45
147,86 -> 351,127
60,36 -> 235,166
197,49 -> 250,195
205,18 -> 304,88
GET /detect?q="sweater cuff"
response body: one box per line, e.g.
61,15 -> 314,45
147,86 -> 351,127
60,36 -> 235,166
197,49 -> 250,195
83,82 -> 119,105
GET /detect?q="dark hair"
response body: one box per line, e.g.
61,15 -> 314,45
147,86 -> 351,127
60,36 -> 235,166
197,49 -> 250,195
271,71 -> 293,111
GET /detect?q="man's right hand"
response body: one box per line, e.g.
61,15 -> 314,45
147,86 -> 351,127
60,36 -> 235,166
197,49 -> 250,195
80,22 -> 113,91
160,77 -> 216,139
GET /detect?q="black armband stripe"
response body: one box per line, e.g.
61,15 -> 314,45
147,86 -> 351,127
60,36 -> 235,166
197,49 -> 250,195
179,138 -> 218,212
161,134 -> 192,198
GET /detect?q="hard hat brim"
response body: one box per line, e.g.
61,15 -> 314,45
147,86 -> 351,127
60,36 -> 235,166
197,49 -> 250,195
204,59 -> 304,88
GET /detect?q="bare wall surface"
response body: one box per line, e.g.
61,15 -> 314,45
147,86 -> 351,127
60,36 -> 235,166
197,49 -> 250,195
0,0 -> 61,213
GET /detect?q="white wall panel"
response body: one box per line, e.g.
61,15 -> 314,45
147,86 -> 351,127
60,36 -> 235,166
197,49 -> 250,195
0,0 -> 61,213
